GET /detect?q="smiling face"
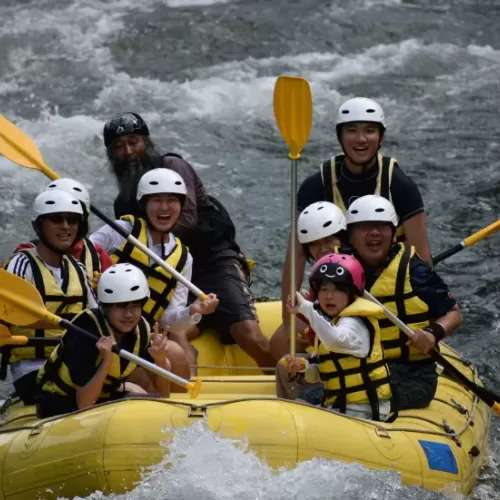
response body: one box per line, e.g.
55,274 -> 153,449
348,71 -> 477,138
349,221 -> 394,267
308,234 -> 343,261
145,193 -> 182,233
317,281 -> 350,317
339,122 -> 382,166
105,302 -> 143,334
38,213 -> 81,251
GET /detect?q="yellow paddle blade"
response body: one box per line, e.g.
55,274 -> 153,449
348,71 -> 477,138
273,76 -> 313,160
0,115 -> 60,180
0,268 -> 50,326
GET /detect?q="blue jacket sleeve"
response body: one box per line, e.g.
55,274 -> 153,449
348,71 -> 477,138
409,255 -> 457,318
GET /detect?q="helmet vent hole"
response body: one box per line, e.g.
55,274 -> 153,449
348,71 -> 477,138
303,210 -> 309,214
125,268 -> 132,272
175,181 -> 182,185
317,206 -> 323,211
341,110 -> 350,114
322,221 -> 332,228
104,289 -> 113,294
300,229 -> 307,234
45,201 -> 55,205
130,285 -> 139,291
149,181 -> 159,186
375,208 -> 385,213
74,187 -> 82,192
366,108 -> 375,113
351,209 -> 358,214
109,270 -> 116,274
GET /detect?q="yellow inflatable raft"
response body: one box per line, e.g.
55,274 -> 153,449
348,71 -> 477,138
0,302 -> 490,499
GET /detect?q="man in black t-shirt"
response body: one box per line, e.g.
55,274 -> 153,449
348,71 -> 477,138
281,97 -> 431,333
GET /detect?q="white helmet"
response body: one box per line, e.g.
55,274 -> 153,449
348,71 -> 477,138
336,97 -> 386,129
97,263 -> 150,304
297,202 -> 347,244
346,195 -> 397,227
45,178 -> 91,212
137,168 -> 187,201
32,190 -> 84,222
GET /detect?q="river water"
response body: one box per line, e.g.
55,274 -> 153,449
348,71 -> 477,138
0,0 -> 499,498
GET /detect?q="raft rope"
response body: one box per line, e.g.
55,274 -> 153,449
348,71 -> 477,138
192,364 -> 276,372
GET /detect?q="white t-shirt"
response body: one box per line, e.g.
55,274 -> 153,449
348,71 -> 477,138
298,299 -> 370,357
5,250 -> 98,382
90,221 -> 200,331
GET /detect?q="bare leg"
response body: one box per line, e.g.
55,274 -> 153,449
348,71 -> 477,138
229,319 -> 276,368
169,330 -> 198,377
127,367 -> 156,394
269,317 -> 309,360
165,340 -> 191,393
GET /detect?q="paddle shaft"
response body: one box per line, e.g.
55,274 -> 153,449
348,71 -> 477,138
289,157 -> 298,358
56,318 -> 192,387
433,219 -> 500,265
88,204 -> 206,299
0,121 -> 206,300
363,290 -> 500,414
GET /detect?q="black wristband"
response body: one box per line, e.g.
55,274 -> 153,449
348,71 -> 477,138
424,323 -> 446,343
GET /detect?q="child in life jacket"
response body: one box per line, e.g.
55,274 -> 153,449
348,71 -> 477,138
270,201 -> 348,360
36,263 -> 188,418
280,253 -> 392,421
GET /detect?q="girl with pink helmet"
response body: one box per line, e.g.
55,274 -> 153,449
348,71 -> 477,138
279,253 -> 393,421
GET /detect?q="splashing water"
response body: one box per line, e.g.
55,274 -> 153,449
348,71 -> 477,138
61,422 -> 457,500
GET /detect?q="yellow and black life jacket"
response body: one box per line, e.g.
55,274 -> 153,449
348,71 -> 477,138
320,154 -> 405,242
4,249 -> 88,371
37,308 -> 150,399
370,243 -> 432,363
80,237 -> 101,277
110,216 -> 189,325
313,297 -> 391,421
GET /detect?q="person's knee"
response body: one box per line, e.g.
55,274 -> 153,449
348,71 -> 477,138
230,320 -> 269,347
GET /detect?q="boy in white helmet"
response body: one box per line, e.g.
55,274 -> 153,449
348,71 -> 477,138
281,97 -> 431,350
14,178 -> 114,278
270,201 -> 348,360
90,168 -> 218,370
3,190 -> 98,405
346,195 -> 461,410
37,263 -> 183,418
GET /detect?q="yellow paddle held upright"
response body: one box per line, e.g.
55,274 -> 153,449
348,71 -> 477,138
273,76 -> 313,358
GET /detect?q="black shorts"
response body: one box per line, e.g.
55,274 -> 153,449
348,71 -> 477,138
13,370 -> 39,405
190,257 -> 257,344
389,360 -> 438,411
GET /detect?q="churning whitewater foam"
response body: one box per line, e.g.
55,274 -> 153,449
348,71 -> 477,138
58,422 -> 453,500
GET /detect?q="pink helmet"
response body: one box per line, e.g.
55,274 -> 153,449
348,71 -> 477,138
309,253 -> 365,296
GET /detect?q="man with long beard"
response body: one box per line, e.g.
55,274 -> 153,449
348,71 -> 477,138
102,112 -> 275,368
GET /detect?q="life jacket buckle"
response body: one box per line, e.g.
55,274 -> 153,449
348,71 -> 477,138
188,405 -> 207,418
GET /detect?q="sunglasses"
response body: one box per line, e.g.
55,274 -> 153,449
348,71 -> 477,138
45,214 -> 82,225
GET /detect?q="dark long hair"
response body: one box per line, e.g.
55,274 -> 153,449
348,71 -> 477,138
107,138 -> 164,204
